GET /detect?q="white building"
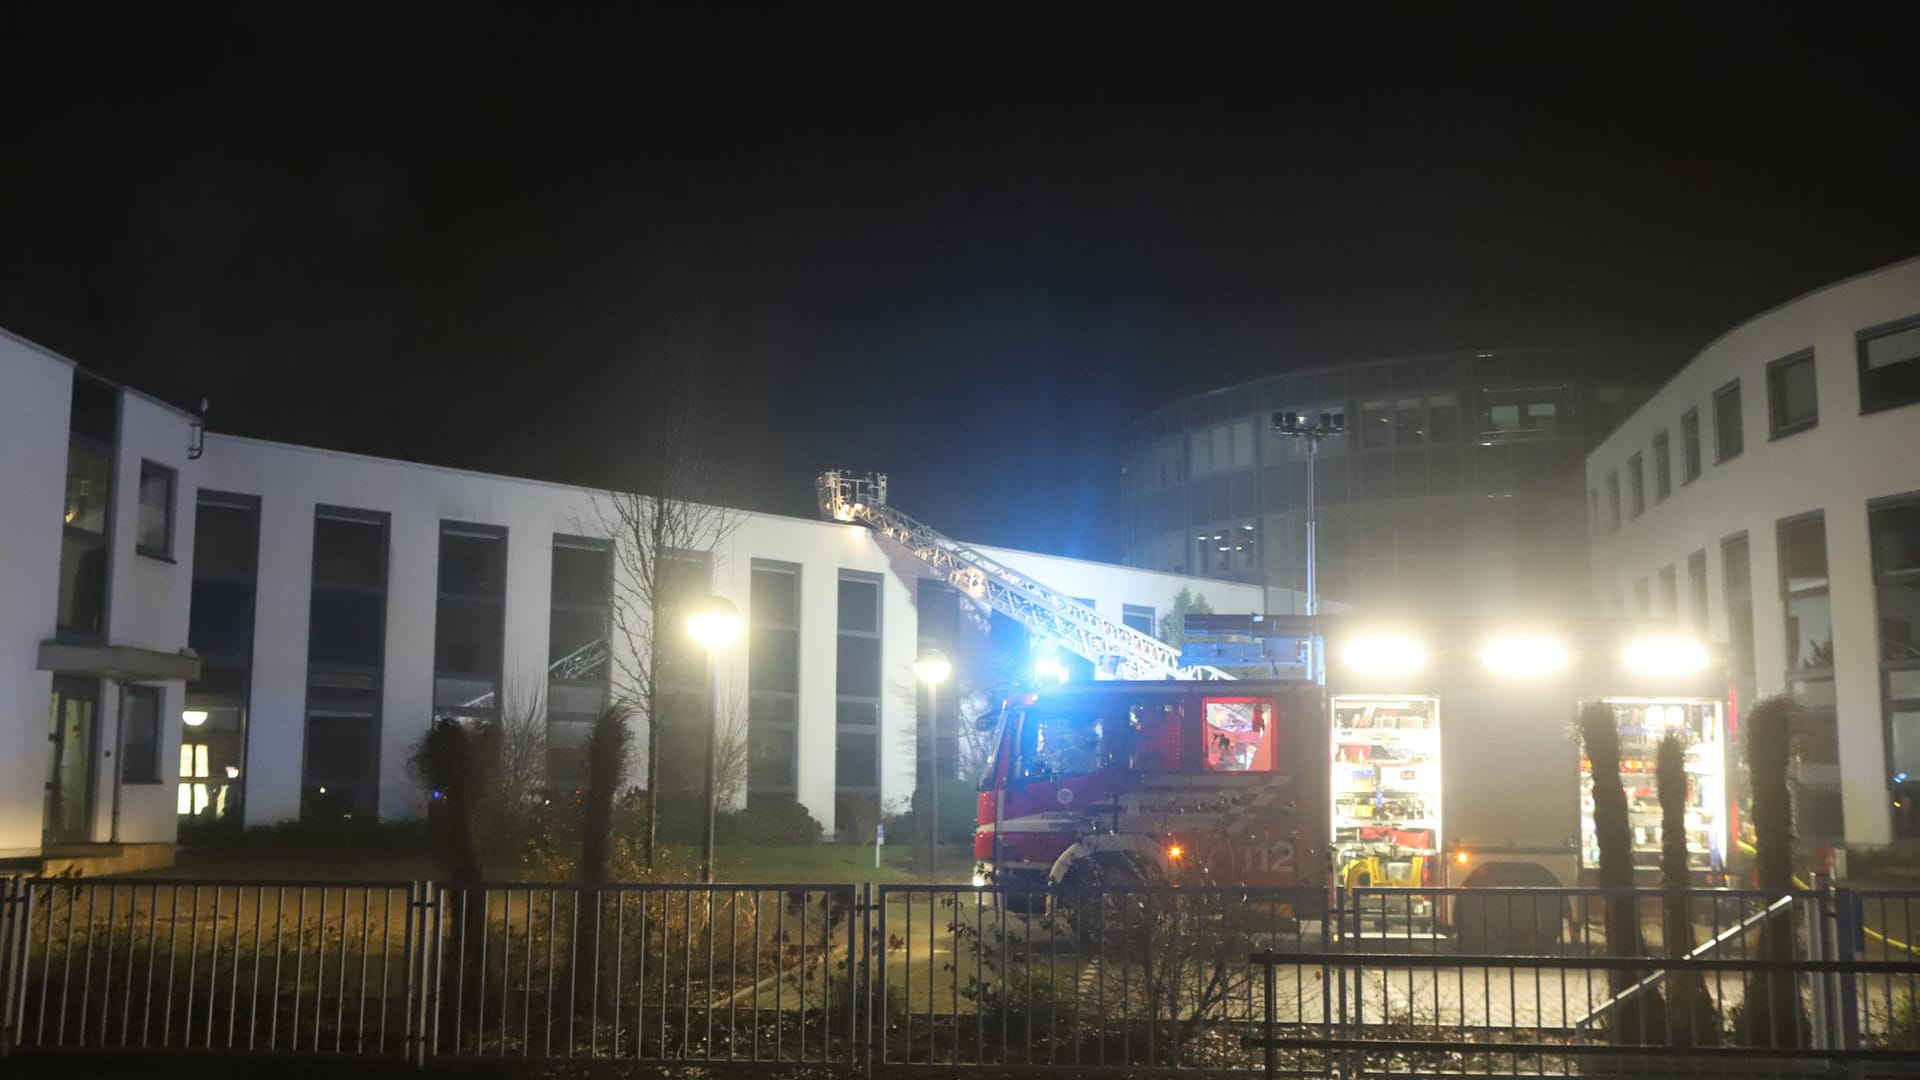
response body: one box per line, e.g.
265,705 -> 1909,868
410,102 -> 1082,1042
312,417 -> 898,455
1586,256 -> 1920,849
1,328 -> 1268,870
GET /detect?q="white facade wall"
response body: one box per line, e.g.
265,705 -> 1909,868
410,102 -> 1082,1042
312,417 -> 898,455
1587,256 -> 1920,846
4,332 -> 1304,856
195,437 -> 1244,838
0,331 -> 200,857
99,391 -> 202,844
0,333 -> 73,858
196,435 -> 923,835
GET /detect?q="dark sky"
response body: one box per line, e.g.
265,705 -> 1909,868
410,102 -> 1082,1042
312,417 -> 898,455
3,9 -> 1916,560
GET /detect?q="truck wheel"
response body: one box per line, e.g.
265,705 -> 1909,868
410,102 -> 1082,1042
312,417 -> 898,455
1454,863 -> 1566,955
1059,854 -> 1160,958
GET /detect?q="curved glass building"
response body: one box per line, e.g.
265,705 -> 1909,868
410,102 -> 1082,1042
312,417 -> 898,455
1122,348 -> 1664,615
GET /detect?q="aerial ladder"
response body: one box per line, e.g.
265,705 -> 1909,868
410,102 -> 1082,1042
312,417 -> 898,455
816,470 -> 1231,681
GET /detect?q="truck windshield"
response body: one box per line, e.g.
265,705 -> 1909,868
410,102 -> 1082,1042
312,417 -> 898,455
1017,710 -> 1108,783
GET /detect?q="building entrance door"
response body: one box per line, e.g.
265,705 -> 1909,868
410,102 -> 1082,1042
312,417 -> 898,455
44,676 -> 99,844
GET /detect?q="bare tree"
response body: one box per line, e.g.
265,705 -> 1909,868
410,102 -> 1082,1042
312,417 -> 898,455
593,380 -> 741,870
710,685 -> 752,812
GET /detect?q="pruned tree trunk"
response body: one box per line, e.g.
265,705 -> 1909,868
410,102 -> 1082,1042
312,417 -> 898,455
1739,696 -> 1806,1048
1579,701 -> 1665,1043
581,703 -> 633,885
1657,733 -> 1718,1045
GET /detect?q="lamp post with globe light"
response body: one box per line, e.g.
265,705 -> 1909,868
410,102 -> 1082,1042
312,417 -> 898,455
686,595 -> 742,883
913,649 -> 952,878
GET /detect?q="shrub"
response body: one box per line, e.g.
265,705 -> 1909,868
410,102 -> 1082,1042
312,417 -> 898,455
715,795 -> 825,846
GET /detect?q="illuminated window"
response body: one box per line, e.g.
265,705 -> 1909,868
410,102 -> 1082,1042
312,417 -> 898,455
1203,698 -> 1274,772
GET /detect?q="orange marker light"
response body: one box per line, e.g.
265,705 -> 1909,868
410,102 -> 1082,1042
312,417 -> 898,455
1167,844 -> 1184,860
1455,851 -> 1470,865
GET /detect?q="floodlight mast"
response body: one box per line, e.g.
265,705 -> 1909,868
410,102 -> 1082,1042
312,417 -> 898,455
816,470 -> 1231,680
1270,410 -> 1346,617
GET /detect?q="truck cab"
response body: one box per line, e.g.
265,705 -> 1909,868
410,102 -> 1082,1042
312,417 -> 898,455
971,680 -> 1328,894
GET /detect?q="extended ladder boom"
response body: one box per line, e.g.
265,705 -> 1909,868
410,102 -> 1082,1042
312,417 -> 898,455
818,471 -> 1230,681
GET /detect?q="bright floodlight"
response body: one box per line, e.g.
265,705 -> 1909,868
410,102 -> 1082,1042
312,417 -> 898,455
1033,657 -> 1069,685
183,709 -> 209,728
1480,635 -> 1569,677
913,650 -> 952,685
686,595 -> 743,650
1623,636 -> 1710,675
1340,634 -> 1426,674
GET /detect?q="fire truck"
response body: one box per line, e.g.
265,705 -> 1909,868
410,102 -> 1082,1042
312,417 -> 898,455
969,617 -> 1734,911
814,473 -> 1735,937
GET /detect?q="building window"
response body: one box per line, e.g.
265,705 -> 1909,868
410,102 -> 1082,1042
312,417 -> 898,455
58,378 -> 117,639
184,492 -> 260,831
1679,408 -> 1702,484
547,536 -> 611,790
1858,314 -> 1920,415
652,550 -> 715,803
434,523 -> 507,722
1652,432 -> 1672,502
1713,380 -> 1743,463
1122,604 -> 1155,636
1721,533 -> 1756,697
1766,349 -> 1818,439
136,460 -> 176,559
1870,494 -> 1920,834
1627,453 -> 1645,519
1479,387 -> 1566,439
1778,511 -> 1843,840
1778,513 -> 1832,673
1589,487 -> 1600,539
1188,428 -> 1212,478
1427,394 -> 1460,442
749,560 -> 801,791
1394,398 -> 1423,443
1658,565 -> 1677,620
302,507 -> 388,822
836,572 -> 883,793
1687,549 -> 1708,635
120,685 -> 162,784
1362,400 -> 1391,448
1632,577 -> 1650,616
1605,471 -> 1621,533
1595,386 -> 1629,435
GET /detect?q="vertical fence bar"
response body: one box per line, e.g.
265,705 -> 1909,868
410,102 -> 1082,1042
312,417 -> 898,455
0,878 -> 26,1056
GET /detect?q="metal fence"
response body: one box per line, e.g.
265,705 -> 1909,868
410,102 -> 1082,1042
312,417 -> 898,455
4,874 -> 1918,1076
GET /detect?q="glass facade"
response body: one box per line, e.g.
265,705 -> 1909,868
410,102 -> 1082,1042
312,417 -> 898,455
1123,349 -> 1660,613
1777,512 -> 1843,842
835,572 -> 882,797
183,492 -> 260,833
433,523 -> 507,722
302,508 -> 388,821
58,376 -> 117,639
547,537 -> 611,790
1870,494 -> 1920,837
652,551 -> 714,803
748,560 -> 801,792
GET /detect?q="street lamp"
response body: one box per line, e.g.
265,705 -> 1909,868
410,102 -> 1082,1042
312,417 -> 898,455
1270,409 -> 1346,617
686,595 -> 742,883
913,649 -> 953,879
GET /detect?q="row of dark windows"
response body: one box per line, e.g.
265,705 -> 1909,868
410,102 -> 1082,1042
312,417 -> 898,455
177,494 -> 915,820
1134,384 -> 1624,497
1596,314 -> 1920,538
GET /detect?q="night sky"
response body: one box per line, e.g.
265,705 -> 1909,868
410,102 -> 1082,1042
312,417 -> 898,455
3,9 -> 1916,560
